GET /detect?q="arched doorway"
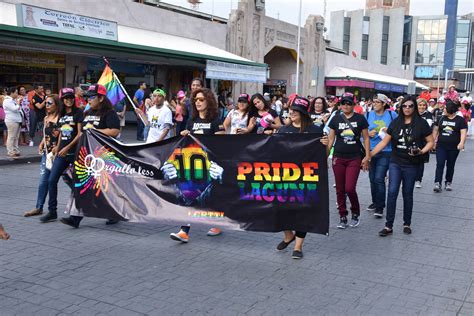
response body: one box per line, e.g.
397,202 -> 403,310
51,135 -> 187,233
263,46 -> 299,97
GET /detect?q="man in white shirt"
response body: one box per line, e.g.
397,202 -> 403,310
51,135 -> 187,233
135,89 -> 173,143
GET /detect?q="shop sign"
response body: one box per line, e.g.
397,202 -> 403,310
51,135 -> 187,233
19,4 -> 118,41
374,82 -> 391,91
0,49 -> 65,68
390,84 -> 405,93
206,60 -> 267,83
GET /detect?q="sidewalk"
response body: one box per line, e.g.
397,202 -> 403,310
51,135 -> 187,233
0,126 -> 143,166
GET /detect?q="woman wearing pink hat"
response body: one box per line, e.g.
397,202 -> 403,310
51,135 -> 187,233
175,90 -> 186,134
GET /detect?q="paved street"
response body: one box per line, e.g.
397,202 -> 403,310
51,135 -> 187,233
1,140 -> 473,316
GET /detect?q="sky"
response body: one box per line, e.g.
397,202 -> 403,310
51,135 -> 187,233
163,0 -> 474,30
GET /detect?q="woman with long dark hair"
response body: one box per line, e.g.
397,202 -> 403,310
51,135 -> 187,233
39,88 -> 84,223
169,88 -> 225,242
249,93 -> 281,134
276,96 -> 328,259
309,96 -> 330,128
223,93 -> 255,134
432,100 -> 467,192
371,95 -> 434,236
61,84 -> 120,228
24,94 -> 62,218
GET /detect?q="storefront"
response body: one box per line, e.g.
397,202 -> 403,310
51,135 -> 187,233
325,67 -> 429,99
0,3 -> 267,97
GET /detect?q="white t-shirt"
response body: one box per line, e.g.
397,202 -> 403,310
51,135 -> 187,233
146,105 -> 173,143
226,109 -> 249,134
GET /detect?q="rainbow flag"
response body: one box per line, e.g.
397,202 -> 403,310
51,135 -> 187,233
98,64 -> 125,105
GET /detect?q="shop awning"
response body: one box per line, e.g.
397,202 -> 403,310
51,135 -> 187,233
326,67 -> 429,91
0,23 -> 267,82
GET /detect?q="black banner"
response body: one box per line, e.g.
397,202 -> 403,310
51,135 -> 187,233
70,130 -> 329,235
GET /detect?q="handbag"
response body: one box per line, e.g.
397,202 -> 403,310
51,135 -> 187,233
43,122 -> 55,170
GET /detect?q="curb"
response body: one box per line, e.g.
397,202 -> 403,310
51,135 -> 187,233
0,155 -> 42,166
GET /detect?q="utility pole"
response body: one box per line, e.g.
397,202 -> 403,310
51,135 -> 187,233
295,0 -> 302,94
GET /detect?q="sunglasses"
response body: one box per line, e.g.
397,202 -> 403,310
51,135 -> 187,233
88,95 -> 97,100
341,102 -> 353,106
402,103 -> 415,109
45,100 -> 54,106
194,97 -> 206,102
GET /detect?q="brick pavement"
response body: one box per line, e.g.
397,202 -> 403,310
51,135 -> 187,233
0,139 -> 473,315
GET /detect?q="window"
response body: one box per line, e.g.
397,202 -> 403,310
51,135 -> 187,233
415,18 -> 447,67
381,16 -> 389,64
457,20 -> 470,38
362,34 -> 369,60
343,17 -> 351,54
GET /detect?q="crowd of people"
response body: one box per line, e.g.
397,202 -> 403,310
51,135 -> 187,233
1,79 -> 472,260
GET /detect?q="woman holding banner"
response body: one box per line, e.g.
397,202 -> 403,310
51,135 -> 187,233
61,84 -> 121,229
276,95 -> 328,259
168,88 -> 225,242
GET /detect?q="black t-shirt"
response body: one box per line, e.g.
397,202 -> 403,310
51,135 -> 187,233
310,111 -> 329,128
186,116 -> 222,135
387,118 -> 432,165
279,123 -> 324,136
82,109 -> 120,131
420,111 -> 434,129
435,115 -> 468,150
58,109 -> 84,153
44,120 -> 60,153
328,112 -> 369,158
251,109 -> 279,134
32,94 -> 46,122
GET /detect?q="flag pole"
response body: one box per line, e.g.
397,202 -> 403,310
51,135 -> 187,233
102,56 -> 146,125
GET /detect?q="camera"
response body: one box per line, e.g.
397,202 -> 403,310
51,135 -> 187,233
408,145 -> 421,156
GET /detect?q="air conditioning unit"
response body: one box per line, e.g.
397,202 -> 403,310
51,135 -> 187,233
255,0 -> 265,11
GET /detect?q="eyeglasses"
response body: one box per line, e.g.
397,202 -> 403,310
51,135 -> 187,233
402,103 -> 415,109
341,102 -> 353,106
194,97 -> 206,102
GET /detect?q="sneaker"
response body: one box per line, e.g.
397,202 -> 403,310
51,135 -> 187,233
332,183 -> 336,188
349,215 -> 360,228
24,208 -> 43,217
60,217 -> 80,229
170,230 -> 189,243
28,140 -> 34,147
105,219 -> 119,225
291,250 -> 303,259
445,182 -> 452,191
415,181 -> 422,188
433,182 -> 442,193
337,217 -> 348,229
374,209 -> 383,218
366,203 -> 376,212
207,227 -> 222,236
39,212 -> 57,223
403,226 -> 412,234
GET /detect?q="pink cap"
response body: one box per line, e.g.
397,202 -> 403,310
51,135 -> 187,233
177,90 -> 186,99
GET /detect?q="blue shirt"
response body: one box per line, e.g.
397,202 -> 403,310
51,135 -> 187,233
134,89 -> 144,106
367,110 -> 397,151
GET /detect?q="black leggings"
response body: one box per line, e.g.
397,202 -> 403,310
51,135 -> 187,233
295,231 -> 307,238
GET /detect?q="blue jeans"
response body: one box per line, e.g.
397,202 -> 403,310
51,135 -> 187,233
143,126 -> 150,141
35,153 -> 50,210
385,162 -> 418,228
47,155 -> 73,213
137,119 -> 145,140
435,144 -> 460,184
415,163 -> 425,182
369,152 -> 390,211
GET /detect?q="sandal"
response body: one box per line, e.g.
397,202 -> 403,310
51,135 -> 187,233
0,224 -> 10,240
378,228 -> 393,237
276,235 -> 296,250
24,208 -> 43,217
